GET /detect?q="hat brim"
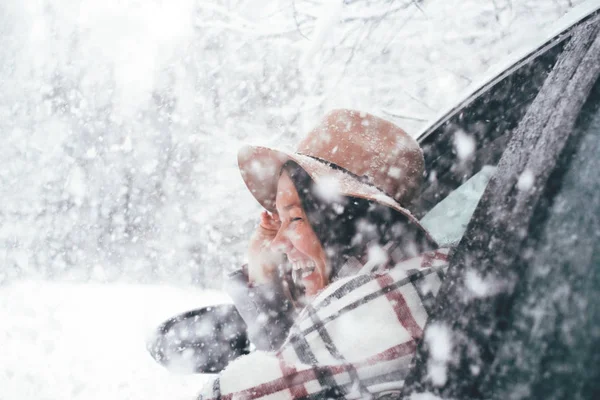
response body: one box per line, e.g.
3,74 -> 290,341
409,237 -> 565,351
237,145 -> 437,245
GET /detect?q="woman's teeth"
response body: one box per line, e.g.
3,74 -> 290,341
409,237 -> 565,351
292,261 -> 316,279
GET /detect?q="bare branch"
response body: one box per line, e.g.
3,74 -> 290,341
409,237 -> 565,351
341,3 -> 413,23
381,108 -> 430,122
292,0 -> 310,40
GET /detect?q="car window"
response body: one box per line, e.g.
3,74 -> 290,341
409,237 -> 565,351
412,40 -> 568,220
420,165 -> 496,247
408,32 -> 574,250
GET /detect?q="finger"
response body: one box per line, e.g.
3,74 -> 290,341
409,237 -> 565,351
263,220 -> 280,231
259,212 -> 277,230
260,210 -> 270,224
264,210 -> 280,222
264,218 -> 281,232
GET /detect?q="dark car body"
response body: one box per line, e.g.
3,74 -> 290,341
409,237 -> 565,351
393,3 -> 600,399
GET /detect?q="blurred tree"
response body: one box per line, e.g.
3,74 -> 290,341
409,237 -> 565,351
0,0 -> 583,287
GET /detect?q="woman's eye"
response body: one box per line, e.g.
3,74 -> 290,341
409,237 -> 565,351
291,217 -> 302,223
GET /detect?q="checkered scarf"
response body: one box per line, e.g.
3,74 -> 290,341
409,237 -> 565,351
197,248 -> 450,400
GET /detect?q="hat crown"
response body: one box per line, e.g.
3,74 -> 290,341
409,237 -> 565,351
296,109 -> 424,206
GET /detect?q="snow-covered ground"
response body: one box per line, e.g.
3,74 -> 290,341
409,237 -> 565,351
0,282 -> 228,399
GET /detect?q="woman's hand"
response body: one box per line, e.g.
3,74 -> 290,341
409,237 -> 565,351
247,211 -> 285,284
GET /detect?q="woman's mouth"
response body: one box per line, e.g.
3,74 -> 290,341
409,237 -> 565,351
291,260 -> 317,280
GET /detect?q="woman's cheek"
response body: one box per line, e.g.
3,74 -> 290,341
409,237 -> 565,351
294,223 -> 309,239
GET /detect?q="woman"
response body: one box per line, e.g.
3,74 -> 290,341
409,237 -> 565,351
199,109 -> 450,399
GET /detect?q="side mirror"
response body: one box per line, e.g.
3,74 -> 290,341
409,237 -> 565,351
147,304 -> 250,374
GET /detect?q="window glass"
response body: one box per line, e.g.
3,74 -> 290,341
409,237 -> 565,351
413,38 -> 574,245
413,40 -> 568,219
420,165 -> 496,246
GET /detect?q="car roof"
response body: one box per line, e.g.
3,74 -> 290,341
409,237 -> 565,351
416,0 -> 600,143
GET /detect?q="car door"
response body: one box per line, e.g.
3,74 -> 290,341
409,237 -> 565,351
480,49 -> 600,400
395,8 -> 600,400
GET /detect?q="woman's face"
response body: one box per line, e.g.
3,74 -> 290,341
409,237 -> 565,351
272,171 -> 329,298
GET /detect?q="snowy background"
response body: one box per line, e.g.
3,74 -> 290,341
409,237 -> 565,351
0,0 -> 585,398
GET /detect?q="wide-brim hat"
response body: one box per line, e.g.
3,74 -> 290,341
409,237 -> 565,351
237,109 -> 435,243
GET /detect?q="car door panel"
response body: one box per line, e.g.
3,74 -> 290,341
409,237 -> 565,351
482,59 -> 600,400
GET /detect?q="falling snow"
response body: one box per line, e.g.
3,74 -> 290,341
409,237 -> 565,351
314,174 -> 343,203
517,168 -> 536,191
453,129 -> 476,161
0,0 -> 586,398
464,268 -> 502,299
425,322 -> 453,387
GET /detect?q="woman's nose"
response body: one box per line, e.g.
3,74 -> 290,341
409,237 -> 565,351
271,227 -> 292,253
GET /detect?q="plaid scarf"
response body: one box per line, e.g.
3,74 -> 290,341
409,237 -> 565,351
198,248 -> 450,400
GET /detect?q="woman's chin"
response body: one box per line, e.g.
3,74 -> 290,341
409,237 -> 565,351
302,273 -> 323,297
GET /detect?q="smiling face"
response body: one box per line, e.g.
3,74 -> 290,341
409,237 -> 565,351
271,171 -> 329,298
